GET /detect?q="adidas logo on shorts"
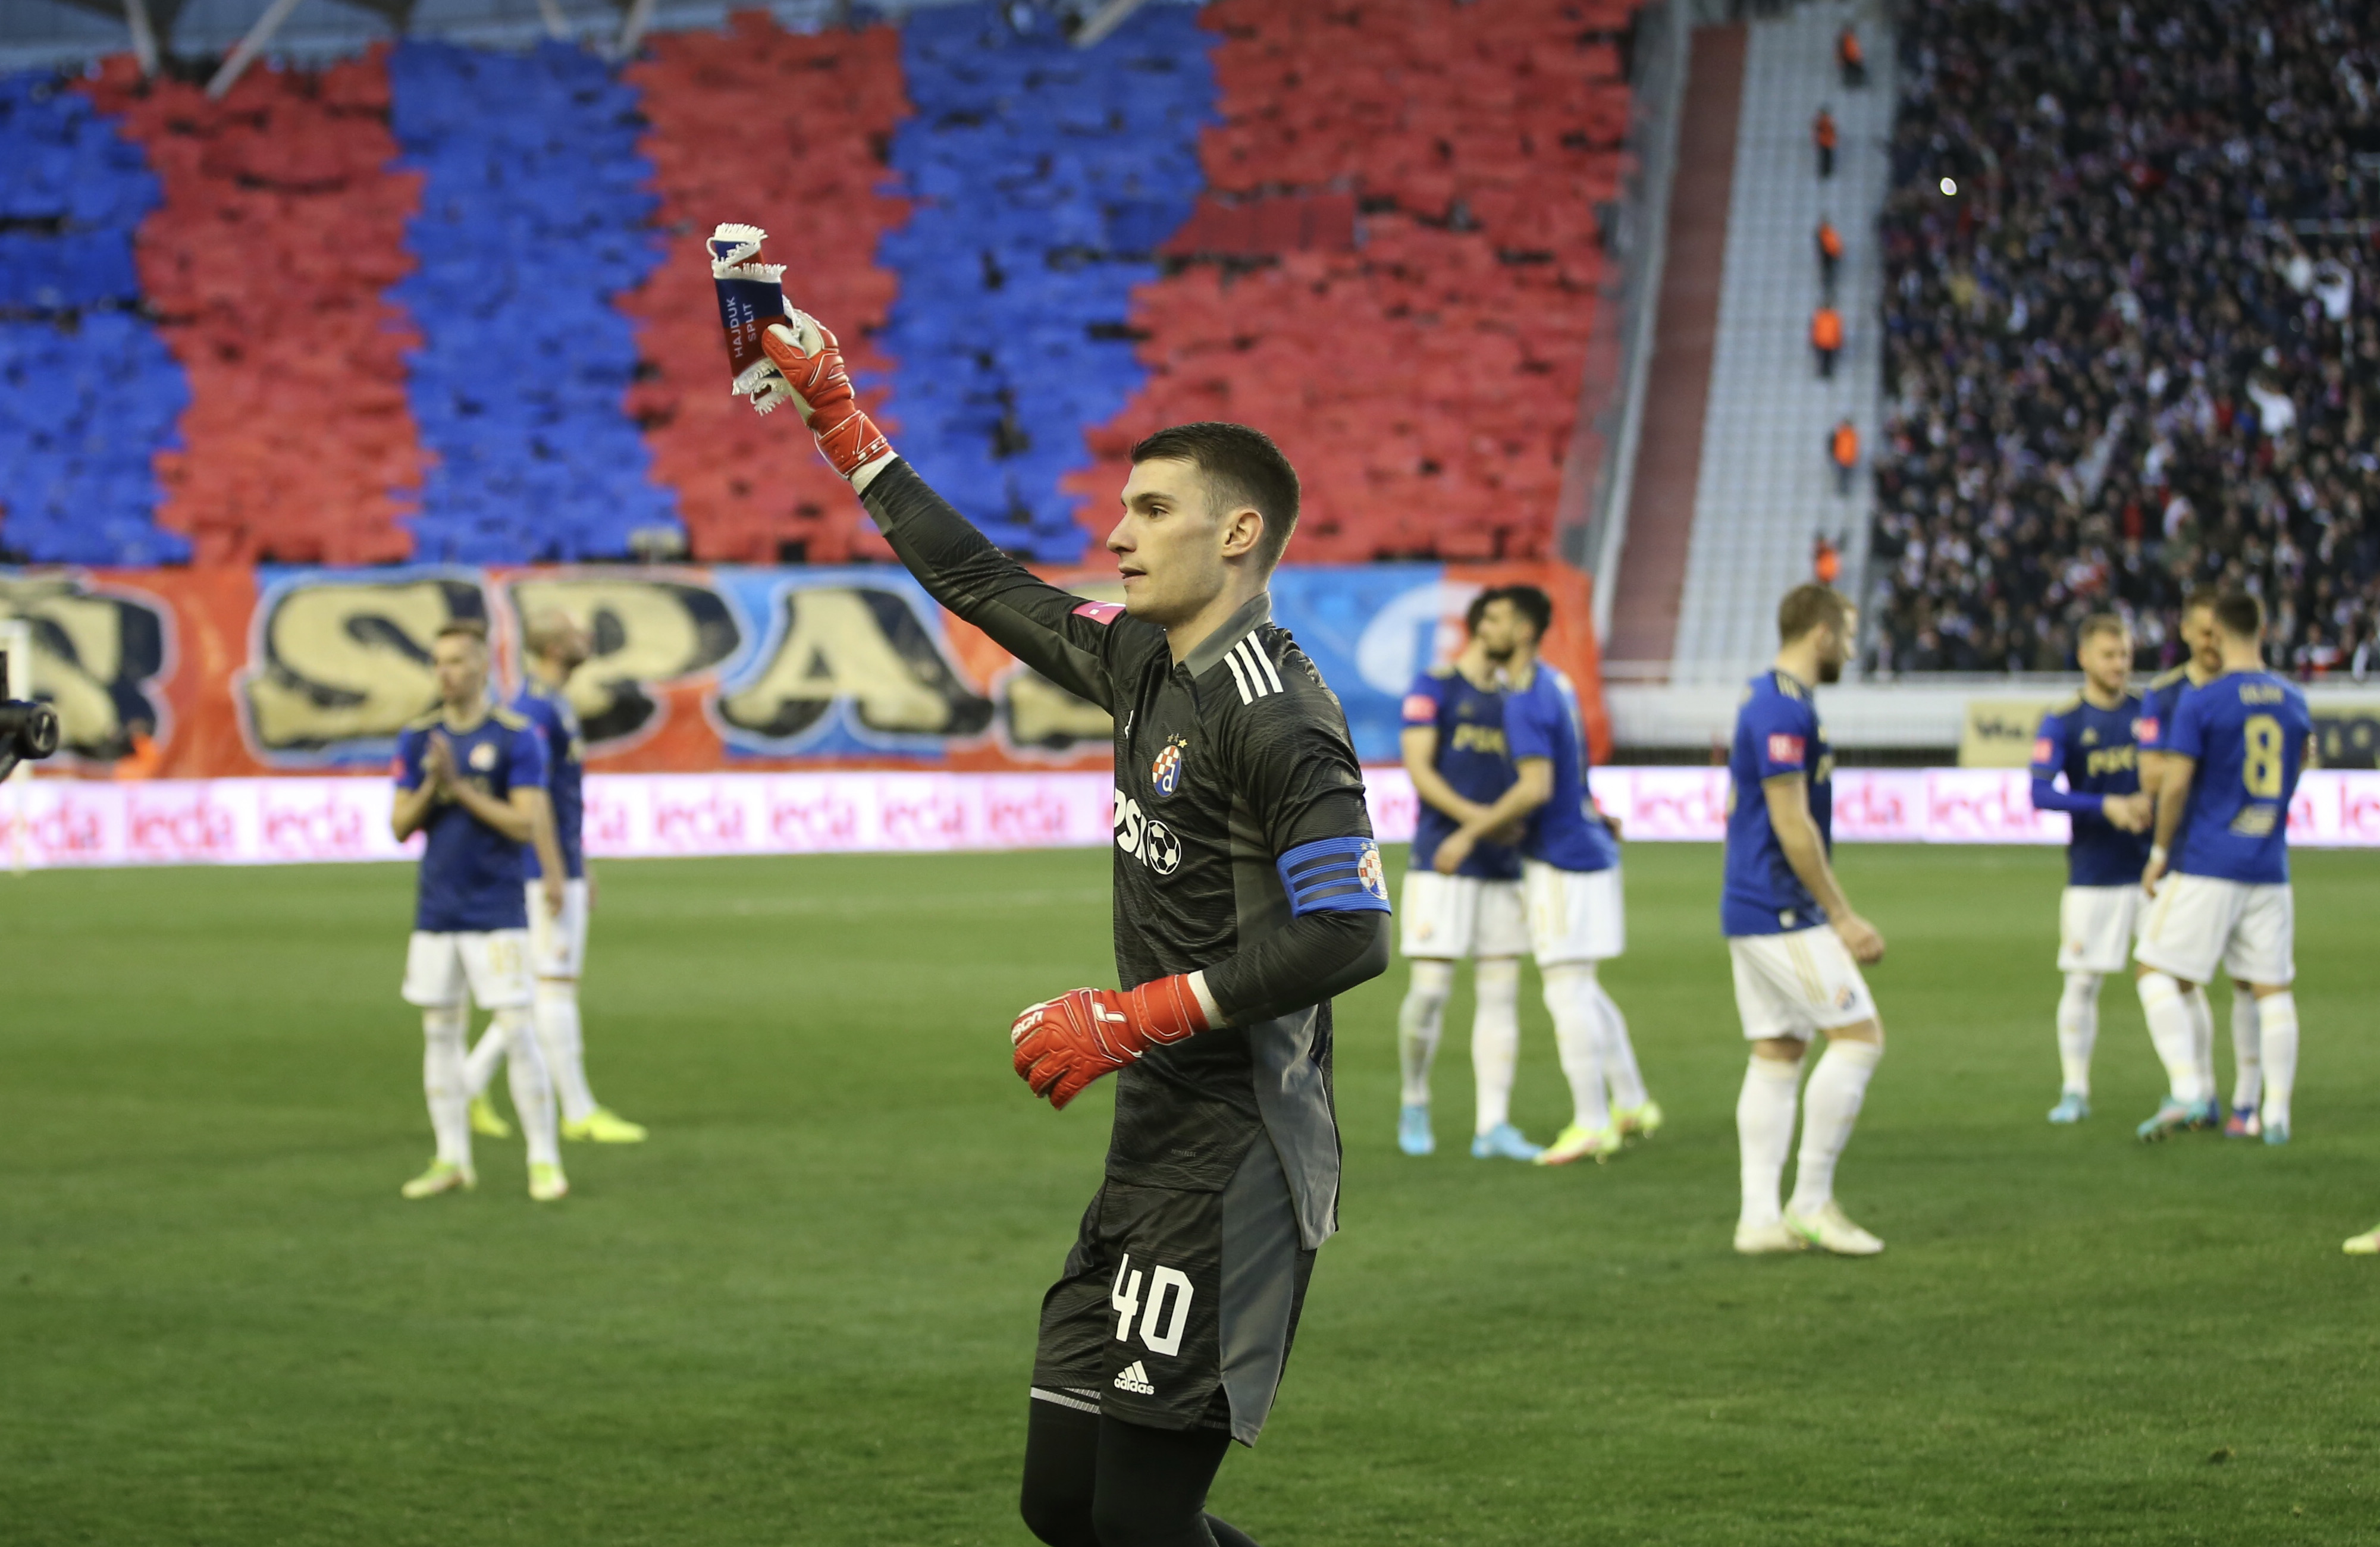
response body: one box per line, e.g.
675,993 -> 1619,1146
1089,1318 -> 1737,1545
1112,1360 -> 1155,1395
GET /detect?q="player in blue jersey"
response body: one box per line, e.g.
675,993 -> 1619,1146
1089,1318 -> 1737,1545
392,620 -> 569,1203
1722,586 -> 1885,1256
464,611 -> 647,1146
1392,589 -> 1536,1160
2135,591 -> 2315,1146
2027,614 -> 2155,1122
2134,588 -> 2260,1132
1435,586 -> 1655,1169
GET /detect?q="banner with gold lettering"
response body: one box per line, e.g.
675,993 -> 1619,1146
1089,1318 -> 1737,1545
0,561 -> 1607,777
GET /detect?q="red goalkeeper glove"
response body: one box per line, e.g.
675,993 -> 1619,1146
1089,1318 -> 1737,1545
761,319 -> 892,478
1008,975 -> 1212,1110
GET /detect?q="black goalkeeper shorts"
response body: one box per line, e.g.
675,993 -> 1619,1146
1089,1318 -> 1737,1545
1030,1137 -> 1315,1445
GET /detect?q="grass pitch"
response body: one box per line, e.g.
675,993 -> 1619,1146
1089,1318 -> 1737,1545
3,842 -> 2378,1545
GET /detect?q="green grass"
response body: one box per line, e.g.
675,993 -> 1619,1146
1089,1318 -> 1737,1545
3,843 -> 2378,1545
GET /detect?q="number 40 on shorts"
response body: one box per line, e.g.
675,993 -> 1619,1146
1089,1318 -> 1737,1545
1109,1253 -> 1194,1357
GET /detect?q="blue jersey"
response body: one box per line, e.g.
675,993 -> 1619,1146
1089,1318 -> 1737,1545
395,706 -> 548,933
1503,664 -> 1617,874
2166,670 -> 2312,885
2029,692 -> 2150,886
2135,665 -> 2197,755
1723,670 -> 1832,937
1401,666 -> 1521,879
512,682 -> 586,880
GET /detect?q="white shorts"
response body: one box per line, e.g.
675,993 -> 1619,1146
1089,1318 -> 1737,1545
1522,859 -> 1625,965
2057,885 -> 2143,974
401,930 -> 534,1011
526,878 -> 590,978
2135,874 -> 2294,987
1398,871 -> 1528,960
1728,925 -> 1876,1041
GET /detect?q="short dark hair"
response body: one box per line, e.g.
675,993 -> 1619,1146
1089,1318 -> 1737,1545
2212,590 -> 2265,640
1492,584 -> 1554,642
435,619 -> 488,647
2077,612 -> 2128,647
1777,583 -> 1850,643
1130,422 -> 1301,570
2181,585 -> 2223,617
1464,588 -> 1494,633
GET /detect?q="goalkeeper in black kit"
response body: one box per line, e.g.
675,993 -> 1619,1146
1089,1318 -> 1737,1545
758,319 -> 1390,1546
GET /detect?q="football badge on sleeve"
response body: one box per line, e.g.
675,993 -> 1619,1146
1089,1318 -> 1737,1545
1356,839 -> 1388,902
1150,738 -> 1186,798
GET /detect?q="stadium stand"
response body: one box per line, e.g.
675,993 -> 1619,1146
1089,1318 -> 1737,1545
390,40 -> 681,563
1,1 -> 1638,572
877,3 -> 1212,563
1869,0 -> 2380,678
81,52 -> 425,565
0,71 -> 187,565
620,14 -> 909,564
1071,0 -> 1632,563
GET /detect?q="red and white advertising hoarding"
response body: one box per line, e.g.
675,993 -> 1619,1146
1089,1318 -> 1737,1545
4,768 -> 2378,869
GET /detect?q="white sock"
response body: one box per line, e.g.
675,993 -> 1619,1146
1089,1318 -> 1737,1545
534,978 -> 599,1125
498,1006 -> 562,1169
464,1025 -> 506,1100
1469,957 -> 1521,1121
2229,987 -> 2263,1113
1471,963 -> 1523,1135
1542,964 -> 1610,1133
1591,980 -> 1649,1111
2185,986 -> 2215,1102
2136,972 -> 2210,1104
422,1005 -> 471,1168
1736,1053 -> 1803,1231
1397,960 -> 1455,1108
2257,992 -> 2297,1131
1788,1038 -> 1882,1217
2055,971 -> 2100,1095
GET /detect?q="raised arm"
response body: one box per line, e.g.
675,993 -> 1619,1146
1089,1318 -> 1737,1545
860,459 -> 1134,709
758,318 -> 1143,711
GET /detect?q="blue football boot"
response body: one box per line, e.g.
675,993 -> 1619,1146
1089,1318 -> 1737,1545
1397,1103 -> 1434,1157
2047,1090 -> 2090,1124
1470,1122 -> 1543,1162
2136,1096 -> 2197,1142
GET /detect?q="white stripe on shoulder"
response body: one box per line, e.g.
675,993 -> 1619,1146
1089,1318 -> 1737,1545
1250,635 -> 1285,694
1234,637 -> 1278,699
1221,646 -> 1256,704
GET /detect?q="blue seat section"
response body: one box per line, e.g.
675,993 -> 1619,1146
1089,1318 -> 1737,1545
877,5 -> 1213,561
388,41 -> 681,563
0,72 -> 189,565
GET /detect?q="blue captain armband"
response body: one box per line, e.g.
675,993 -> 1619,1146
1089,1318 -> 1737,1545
1277,836 -> 1393,917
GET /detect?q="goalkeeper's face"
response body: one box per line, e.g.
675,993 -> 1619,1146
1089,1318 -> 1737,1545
1109,457 -> 1263,627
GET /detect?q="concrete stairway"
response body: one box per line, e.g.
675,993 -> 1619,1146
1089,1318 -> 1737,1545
1667,0 -> 1894,683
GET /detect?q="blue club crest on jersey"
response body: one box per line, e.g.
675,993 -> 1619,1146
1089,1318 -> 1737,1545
1151,741 -> 1186,798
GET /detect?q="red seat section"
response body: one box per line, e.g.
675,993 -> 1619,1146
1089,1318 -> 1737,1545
81,52 -> 425,566
1071,0 -> 1632,562
620,12 -> 910,564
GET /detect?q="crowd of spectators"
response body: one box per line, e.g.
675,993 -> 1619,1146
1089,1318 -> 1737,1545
1866,0 -> 2380,679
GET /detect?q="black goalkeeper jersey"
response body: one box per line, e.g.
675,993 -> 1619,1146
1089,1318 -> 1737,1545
861,460 -> 1391,1248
